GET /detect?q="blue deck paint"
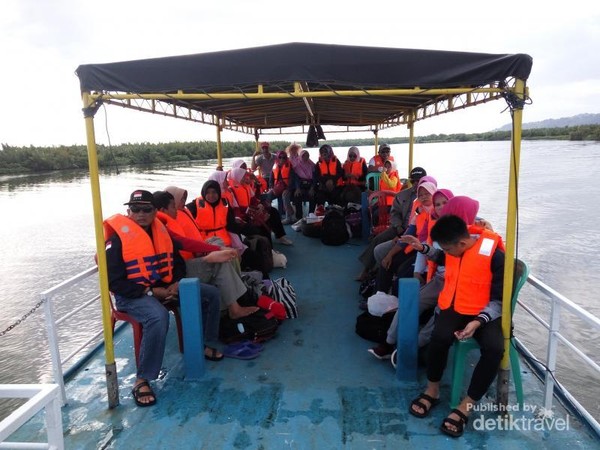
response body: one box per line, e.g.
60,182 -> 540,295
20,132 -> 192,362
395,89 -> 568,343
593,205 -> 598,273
11,229 -> 600,449
396,278 -> 419,381
179,277 -> 205,380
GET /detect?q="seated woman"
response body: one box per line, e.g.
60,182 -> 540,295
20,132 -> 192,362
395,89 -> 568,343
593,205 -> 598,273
156,189 -> 258,320
340,146 -> 367,206
374,181 -> 437,294
228,167 -> 293,245
269,151 -> 296,224
315,144 -> 344,207
291,149 -> 316,221
368,188 -> 454,360
185,179 -> 273,277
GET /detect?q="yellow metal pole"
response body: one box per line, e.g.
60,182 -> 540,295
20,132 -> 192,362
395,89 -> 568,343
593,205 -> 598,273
407,113 -> 415,183
498,78 -> 526,407
374,129 -> 379,157
215,116 -> 223,170
81,92 -> 119,408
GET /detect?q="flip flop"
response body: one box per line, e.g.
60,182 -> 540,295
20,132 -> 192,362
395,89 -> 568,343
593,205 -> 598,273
226,340 -> 265,353
223,344 -> 260,360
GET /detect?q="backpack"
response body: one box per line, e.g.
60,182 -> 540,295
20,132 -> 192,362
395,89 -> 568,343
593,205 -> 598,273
219,309 -> 279,344
344,204 -> 362,238
355,310 -> 397,343
320,208 -> 350,246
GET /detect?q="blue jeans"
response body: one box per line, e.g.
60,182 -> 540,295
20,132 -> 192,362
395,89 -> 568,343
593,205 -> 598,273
115,294 -> 169,381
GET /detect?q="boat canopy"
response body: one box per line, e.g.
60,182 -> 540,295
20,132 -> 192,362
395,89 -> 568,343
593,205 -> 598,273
76,43 -> 532,410
76,42 -> 532,135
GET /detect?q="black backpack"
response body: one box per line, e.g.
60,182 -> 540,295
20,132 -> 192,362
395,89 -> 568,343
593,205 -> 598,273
355,310 -> 397,343
320,208 -> 350,246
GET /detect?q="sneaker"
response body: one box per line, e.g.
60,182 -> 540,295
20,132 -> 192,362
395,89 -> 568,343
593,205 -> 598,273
291,219 -> 303,232
276,236 -> 293,246
367,343 -> 394,360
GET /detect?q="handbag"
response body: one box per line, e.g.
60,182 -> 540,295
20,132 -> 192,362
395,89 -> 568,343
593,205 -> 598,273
264,277 -> 298,318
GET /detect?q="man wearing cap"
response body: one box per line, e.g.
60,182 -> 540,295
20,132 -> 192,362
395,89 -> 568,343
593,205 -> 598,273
367,143 -> 395,173
251,142 -> 275,192
104,189 -> 222,407
357,167 -> 427,280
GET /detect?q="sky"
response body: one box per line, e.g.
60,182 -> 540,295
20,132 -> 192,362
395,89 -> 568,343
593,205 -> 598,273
1,0 -> 599,147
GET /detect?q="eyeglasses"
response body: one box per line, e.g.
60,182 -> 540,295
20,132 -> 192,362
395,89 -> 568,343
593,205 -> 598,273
129,205 -> 155,213
380,150 -> 390,154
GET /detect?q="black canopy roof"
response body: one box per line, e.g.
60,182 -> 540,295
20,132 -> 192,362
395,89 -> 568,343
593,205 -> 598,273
76,42 -> 532,133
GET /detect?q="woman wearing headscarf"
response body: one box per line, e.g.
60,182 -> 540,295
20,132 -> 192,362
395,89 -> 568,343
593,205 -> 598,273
291,149 -> 316,220
315,144 -> 344,207
155,188 -> 257,321
340,146 -> 367,206
270,150 -> 296,224
228,167 -> 293,245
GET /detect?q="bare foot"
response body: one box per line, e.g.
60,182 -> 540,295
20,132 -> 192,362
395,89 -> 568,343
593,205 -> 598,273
228,302 -> 259,319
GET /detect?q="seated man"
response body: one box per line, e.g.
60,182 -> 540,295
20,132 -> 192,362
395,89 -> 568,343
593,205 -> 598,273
104,190 -> 223,408
408,214 -> 505,438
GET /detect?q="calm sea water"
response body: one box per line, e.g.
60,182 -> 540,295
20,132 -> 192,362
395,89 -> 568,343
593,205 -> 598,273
0,140 -> 598,419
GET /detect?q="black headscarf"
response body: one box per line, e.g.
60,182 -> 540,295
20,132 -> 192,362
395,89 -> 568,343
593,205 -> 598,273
200,180 -> 221,207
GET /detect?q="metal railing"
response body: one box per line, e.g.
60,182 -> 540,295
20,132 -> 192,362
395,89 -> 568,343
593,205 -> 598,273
0,384 -> 64,449
40,266 -> 102,406
515,274 -> 600,436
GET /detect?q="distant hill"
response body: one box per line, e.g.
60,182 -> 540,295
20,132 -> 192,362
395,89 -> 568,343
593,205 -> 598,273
496,113 -> 600,131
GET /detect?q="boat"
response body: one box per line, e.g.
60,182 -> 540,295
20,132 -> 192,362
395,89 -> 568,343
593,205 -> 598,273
2,43 -> 599,449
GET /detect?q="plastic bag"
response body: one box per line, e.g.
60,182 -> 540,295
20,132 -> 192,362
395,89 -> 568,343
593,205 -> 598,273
367,291 -> 398,317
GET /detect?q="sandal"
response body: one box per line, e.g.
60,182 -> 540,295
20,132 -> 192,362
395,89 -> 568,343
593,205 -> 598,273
204,346 -> 224,361
131,381 -> 156,407
440,408 -> 469,438
409,393 -> 440,418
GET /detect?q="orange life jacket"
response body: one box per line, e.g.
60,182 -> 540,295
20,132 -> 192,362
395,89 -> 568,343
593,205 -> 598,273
437,227 -> 504,315
193,198 -> 231,246
370,154 -> 395,170
272,162 -> 291,186
317,157 -> 339,177
342,158 -> 366,187
379,171 -> 401,204
103,214 -> 174,286
404,206 -> 429,254
425,217 -> 438,282
228,180 -> 252,209
156,211 -> 194,260
176,208 -> 205,242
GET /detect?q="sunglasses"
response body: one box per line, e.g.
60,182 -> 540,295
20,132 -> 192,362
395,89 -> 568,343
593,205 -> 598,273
349,154 -> 357,159
380,150 -> 391,154
129,205 -> 155,213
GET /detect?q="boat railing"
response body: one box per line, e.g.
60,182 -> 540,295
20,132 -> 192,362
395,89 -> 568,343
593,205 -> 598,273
35,265 -> 600,436
0,384 -> 64,449
516,274 -> 600,436
40,266 -> 101,406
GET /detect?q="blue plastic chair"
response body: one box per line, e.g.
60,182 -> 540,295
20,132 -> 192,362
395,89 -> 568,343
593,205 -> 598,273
449,259 -> 529,409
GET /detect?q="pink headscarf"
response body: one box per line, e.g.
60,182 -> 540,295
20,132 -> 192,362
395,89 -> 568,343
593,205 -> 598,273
418,176 -> 437,187
431,189 -> 455,220
440,195 -> 480,225
295,149 -> 315,180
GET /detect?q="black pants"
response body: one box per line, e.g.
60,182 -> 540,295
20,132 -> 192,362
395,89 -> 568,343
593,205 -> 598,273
376,250 -> 416,294
427,308 -> 504,402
